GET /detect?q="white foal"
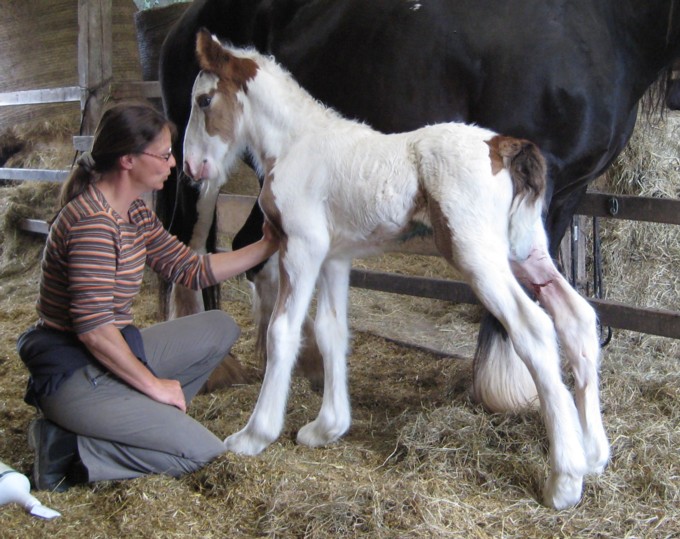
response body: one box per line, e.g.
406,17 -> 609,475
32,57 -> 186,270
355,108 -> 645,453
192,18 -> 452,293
182,30 -> 609,509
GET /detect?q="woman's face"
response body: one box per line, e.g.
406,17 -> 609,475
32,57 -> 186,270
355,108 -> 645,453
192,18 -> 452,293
130,126 -> 176,193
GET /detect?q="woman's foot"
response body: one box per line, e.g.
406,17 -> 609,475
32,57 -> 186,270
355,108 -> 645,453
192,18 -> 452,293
28,418 -> 79,492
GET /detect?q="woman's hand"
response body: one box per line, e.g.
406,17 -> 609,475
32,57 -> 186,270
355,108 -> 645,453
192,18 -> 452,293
149,378 -> 187,413
208,219 -> 281,282
261,219 -> 281,257
79,324 -> 187,412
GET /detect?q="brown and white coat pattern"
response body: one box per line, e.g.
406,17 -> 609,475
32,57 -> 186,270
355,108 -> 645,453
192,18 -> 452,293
183,30 -> 609,510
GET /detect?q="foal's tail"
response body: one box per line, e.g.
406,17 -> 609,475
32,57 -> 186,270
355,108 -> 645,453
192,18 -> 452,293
490,136 -> 547,260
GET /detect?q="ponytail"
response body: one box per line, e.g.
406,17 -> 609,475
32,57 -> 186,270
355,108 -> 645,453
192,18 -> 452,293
58,100 -> 176,209
59,152 -> 98,207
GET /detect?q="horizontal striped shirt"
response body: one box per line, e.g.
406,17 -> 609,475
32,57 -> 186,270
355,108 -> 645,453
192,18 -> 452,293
37,184 -> 218,334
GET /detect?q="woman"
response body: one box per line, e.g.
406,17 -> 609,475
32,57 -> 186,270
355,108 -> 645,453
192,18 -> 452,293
17,101 -> 279,491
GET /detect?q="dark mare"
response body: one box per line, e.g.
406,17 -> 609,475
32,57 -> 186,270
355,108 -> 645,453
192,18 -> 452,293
158,0 -> 680,411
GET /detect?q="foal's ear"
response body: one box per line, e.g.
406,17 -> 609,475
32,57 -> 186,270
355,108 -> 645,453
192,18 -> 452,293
195,28 -> 231,73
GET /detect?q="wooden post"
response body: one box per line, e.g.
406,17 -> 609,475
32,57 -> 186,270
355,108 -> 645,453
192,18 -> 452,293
559,214 -> 588,293
78,0 -> 112,135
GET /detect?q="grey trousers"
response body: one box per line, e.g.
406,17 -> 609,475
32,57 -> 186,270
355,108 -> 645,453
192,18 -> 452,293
38,310 -> 240,482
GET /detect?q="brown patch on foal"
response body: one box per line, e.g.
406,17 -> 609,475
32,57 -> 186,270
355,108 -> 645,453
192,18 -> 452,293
195,29 -> 259,143
195,29 -> 258,88
486,135 -> 546,203
428,197 -> 456,265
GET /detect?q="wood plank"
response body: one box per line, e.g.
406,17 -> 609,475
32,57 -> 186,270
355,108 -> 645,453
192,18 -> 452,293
349,269 -> 680,339
0,168 -> 69,182
578,192 -> 680,225
78,0 -> 113,135
0,86 -> 81,107
111,81 -> 162,100
350,269 -> 480,306
19,219 -> 50,235
588,297 -> 680,339
216,194 -> 258,235
73,136 -> 94,152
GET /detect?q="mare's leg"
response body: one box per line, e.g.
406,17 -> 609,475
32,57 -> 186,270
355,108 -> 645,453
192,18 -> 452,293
511,232 -> 609,474
224,235 -> 326,455
472,315 -> 539,412
169,178 -> 221,318
297,257 -> 352,447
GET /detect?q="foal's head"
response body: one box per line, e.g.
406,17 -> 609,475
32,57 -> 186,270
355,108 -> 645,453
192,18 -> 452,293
183,29 -> 259,183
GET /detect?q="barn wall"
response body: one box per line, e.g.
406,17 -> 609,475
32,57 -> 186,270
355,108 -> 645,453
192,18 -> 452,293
0,0 -> 143,128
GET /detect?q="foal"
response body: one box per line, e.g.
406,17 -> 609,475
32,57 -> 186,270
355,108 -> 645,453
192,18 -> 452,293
183,30 -> 609,509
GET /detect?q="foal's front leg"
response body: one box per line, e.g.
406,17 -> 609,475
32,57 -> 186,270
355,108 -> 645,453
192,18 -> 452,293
252,255 -> 325,391
224,242 -> 323,455
297,257 -> 352,447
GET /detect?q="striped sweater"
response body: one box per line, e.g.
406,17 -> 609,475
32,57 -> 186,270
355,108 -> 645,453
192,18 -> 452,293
37,184 -> 218,334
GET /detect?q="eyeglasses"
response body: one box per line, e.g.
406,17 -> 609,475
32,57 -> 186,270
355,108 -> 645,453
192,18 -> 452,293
140,150 -> 173,162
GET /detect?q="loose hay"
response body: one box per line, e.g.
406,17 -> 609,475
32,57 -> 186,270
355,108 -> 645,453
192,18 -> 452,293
0,111 -> 678,537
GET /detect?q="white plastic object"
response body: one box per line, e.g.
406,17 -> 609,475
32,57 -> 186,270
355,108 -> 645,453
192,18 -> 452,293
0,460 -> 61,520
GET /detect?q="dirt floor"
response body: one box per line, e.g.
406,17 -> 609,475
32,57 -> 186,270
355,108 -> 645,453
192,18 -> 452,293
0,113 -> 678,537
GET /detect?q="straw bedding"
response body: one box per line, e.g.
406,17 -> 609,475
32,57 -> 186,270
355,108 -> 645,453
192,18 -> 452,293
0,111 -> 677,538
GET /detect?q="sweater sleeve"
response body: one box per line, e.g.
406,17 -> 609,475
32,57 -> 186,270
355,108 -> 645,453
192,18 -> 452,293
132,201 -> 219,289
66,214 -> 119,334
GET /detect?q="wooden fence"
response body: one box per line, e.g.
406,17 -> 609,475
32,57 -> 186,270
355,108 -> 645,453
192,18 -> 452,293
1,1 -> 678,340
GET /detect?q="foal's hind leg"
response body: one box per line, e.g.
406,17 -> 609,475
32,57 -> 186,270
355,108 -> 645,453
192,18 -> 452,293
512,243 -> 609,475
465,257 -> 588,509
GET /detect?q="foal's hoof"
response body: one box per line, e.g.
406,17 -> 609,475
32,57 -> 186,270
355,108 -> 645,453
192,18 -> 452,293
296,417 -> 349,447
584,434 -> 610,475
543,472 -> 583,510
224,429 -> 271,456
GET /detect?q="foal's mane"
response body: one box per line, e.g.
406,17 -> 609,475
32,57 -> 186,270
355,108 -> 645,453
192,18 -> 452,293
228,44 -> 353,127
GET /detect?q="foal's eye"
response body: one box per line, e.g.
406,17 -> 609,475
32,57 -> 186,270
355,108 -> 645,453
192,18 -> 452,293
197,94 -> 212,109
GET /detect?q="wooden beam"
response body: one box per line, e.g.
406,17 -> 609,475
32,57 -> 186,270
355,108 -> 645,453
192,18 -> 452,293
350,269 -> 480,306
349,269 -> 680,339
0,86 -> 81,107
78,0 -> 112,135
111,81 -> 162,100
73,136 -> 93,152
577,192 -> 680,225
588,297 -> 680,339
0,168 -> 69,182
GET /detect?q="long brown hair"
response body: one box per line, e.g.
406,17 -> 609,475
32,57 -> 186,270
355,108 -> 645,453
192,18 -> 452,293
59,101 -> 177,208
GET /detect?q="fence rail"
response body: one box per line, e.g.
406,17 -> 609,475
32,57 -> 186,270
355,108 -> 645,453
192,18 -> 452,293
0,86 -> 82,107
12,191 -> 679,340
